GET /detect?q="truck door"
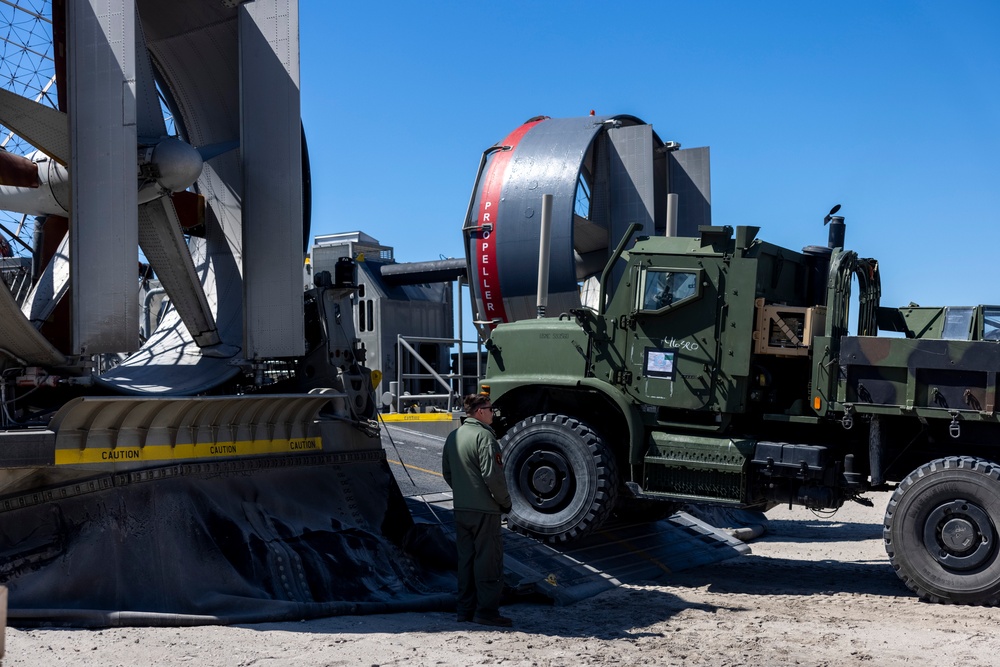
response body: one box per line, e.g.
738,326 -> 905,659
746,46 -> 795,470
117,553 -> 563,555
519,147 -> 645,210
624,263 -> 720,411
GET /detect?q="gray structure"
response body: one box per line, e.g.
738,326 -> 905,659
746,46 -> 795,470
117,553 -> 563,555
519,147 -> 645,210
312,232 -> 455,400
0,0 -> 305,392
463,115 -> 712,339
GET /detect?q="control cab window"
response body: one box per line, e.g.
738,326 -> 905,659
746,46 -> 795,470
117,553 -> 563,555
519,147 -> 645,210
983,306 -> 1000,341
640,269 -> 699,312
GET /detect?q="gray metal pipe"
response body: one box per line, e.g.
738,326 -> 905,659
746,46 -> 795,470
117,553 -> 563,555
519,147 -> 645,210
666,193 -> 678,237
599,223 -> 642,317
379,258 -> 467,286
536,194 -> 553,318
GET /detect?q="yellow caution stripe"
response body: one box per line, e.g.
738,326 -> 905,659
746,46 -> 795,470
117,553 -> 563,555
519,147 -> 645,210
380,413 -> 456,423
54,437 -> 323,465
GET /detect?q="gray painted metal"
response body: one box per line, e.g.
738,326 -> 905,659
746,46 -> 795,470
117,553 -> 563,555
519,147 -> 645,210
379,258 -> 467,286
94,224 -> 242,394
239,0 -> 304,359
21,231 -> 69,327
50,394 -> 334,455
137,198 -> 221,347
133,9 -> 166,140
668,147 -> 712,236
131,1 -> 221,349
493,116 -> 612,323
465,115 -> 664,334
68,0 -> 139,355
355,262 -> 453,393
608,124 -> 655,241
0,88 -> 69,165
536,193 -> 554,316
310,235 -> 455,396
608,124 -> 655,287
0,266 -> 66,367
0,2 -> 341,395
97,2 -> 265,392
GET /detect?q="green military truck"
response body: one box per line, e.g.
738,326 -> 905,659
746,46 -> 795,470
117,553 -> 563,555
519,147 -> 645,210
483,213 -> 1000,605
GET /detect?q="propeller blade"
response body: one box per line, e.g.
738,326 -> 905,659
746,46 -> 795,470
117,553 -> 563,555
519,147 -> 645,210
0,268 -> 67,367
21,229 -> 70,327
196,140 -> 239,162
0,88 -> 69,166
67,0 -> 139,354
239,0 -> 304,359
138,196 -> 221,348
0,150 -> 40,188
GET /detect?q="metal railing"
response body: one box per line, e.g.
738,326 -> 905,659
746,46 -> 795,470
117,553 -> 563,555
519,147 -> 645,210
392,334 -> 483,414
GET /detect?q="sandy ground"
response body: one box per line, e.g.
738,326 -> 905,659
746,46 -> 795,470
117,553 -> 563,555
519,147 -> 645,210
5,490 -> 1000,666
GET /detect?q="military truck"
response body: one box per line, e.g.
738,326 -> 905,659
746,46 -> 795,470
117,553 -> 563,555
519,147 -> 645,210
483,212 -> 1000,605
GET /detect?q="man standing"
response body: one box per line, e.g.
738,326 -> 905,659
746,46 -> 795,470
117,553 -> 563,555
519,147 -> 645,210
442,393 -> 513,627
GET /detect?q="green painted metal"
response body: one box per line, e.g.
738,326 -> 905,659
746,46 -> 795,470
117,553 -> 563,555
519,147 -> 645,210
485,222 -> 1000,510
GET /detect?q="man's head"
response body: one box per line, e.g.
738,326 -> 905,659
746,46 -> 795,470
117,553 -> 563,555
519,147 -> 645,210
464,393 -> 493,425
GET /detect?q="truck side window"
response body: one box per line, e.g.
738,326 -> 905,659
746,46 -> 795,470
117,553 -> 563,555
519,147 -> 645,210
942,306 -> 974,340
984,307 -> 1000,340
640,269 -> 698,312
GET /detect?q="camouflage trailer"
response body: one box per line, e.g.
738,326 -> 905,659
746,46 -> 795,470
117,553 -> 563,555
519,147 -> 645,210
484,214 -> 1000,605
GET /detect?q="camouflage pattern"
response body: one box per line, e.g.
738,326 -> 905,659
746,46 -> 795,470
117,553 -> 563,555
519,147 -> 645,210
840,335 -> 1000,414
485,223 -> 1000,512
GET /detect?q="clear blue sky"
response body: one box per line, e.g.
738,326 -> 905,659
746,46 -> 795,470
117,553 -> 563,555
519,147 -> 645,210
302,1 -> 1000,314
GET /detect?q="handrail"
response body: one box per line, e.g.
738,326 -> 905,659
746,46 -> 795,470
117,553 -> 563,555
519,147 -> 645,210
394,334 -> 483,413
599,222 -> 642,316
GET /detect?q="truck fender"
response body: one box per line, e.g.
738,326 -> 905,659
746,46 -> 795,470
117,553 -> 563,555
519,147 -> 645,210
576,378 -> 645,464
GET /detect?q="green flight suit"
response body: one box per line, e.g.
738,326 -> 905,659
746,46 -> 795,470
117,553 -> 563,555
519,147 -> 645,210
442,417 -> 511,617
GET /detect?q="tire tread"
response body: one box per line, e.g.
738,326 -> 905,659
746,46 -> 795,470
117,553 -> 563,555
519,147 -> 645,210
883,455 -> 1000,605
502,412 -> 619,544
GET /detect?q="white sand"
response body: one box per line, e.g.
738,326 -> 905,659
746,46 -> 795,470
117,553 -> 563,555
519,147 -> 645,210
6,490 -> 1000,666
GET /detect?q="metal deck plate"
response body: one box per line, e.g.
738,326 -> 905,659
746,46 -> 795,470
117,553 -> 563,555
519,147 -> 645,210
406,492 -> 749,606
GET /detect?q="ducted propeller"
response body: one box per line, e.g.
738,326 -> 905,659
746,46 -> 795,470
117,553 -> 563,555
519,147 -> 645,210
0,0 -> 222,353
0,0 -> 307,391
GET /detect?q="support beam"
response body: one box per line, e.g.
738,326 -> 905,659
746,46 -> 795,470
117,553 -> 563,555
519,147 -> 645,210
68,0 -> 139,354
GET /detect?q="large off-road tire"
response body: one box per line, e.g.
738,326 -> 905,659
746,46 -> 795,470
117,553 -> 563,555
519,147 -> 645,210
884,456 -> 1000,605
500,413 -> 619,543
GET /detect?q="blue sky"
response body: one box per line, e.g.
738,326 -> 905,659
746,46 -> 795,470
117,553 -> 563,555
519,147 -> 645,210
302,1 -> 1000,315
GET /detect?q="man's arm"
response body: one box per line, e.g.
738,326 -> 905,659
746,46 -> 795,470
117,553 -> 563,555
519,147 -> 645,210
441,438 -> 454,489
478,432 -> 511,510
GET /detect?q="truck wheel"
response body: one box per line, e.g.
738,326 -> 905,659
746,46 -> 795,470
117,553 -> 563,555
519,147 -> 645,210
500,413 -> 618,543
884,456 -> 1000,604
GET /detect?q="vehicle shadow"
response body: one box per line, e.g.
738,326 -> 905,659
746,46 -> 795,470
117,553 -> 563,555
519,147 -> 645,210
761,517 -> 885,543
662,554 -> 907,599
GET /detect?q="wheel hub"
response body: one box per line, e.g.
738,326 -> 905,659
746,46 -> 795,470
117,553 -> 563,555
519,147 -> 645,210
531,466 -> 557,494
518,450 -> 573,511
941,518 -> 976,551
923,499 -> 995,571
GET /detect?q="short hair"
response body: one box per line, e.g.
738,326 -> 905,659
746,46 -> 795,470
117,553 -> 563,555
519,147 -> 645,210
464,393 -> 491,413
